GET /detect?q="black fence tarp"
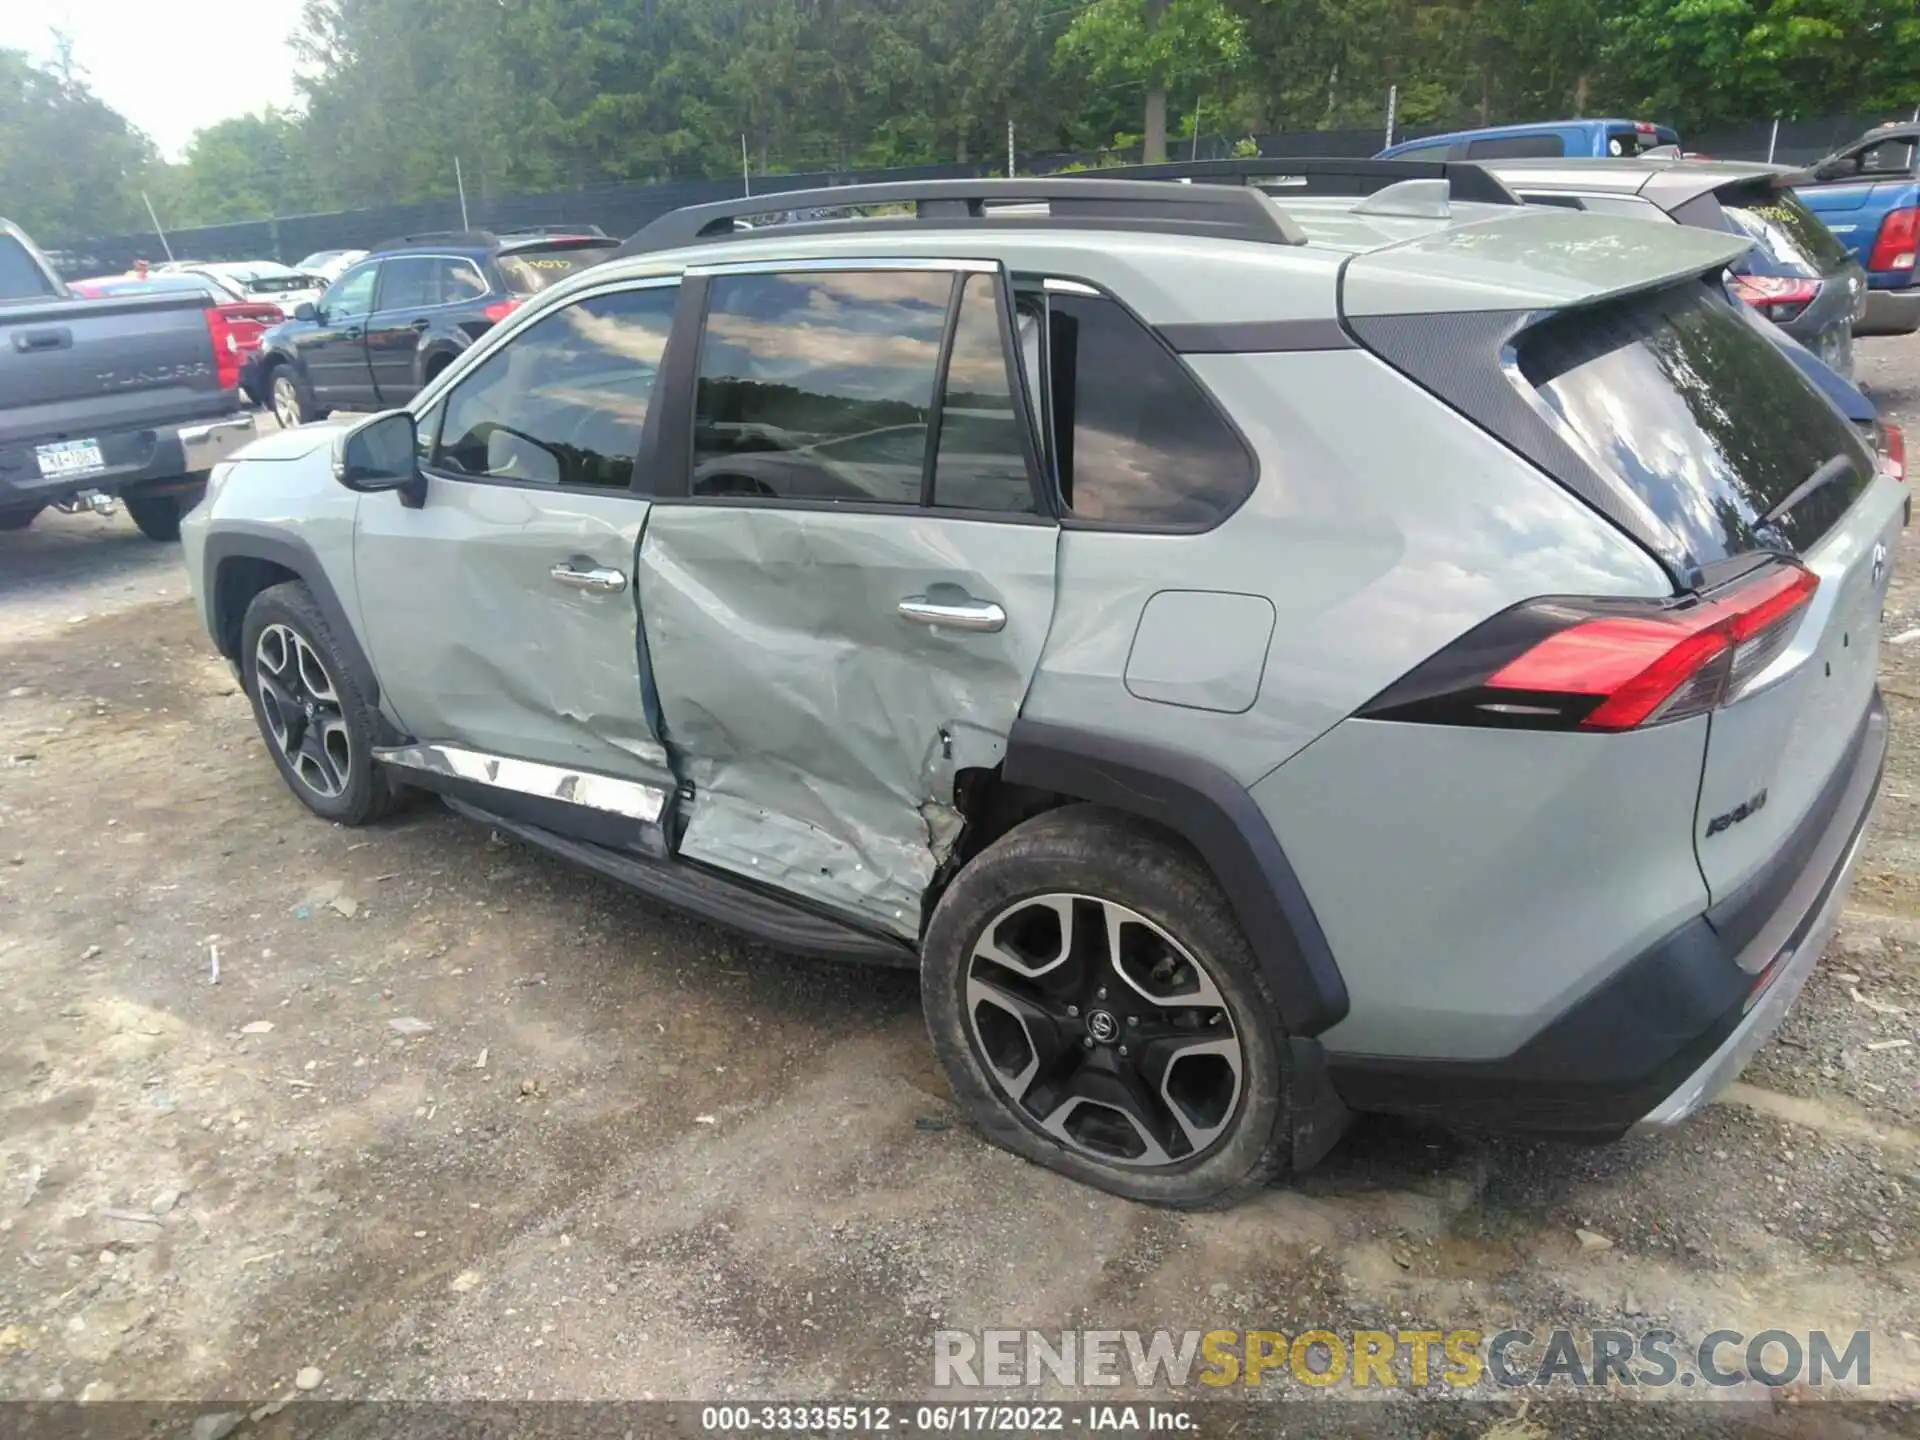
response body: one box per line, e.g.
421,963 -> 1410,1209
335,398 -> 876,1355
46,113 -> 1903,277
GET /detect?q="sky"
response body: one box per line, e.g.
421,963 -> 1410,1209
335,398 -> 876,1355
2,0 -> 308,160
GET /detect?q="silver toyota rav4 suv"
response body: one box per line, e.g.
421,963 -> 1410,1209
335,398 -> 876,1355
184,160 -> 1904,1208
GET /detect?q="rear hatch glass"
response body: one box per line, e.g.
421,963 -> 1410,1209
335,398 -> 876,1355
1517,283 -> 1874,563
1606,124 -> 1680,156
244,274 -> 320,296
496,242 -> 618,295
1718,185 -> 1853,277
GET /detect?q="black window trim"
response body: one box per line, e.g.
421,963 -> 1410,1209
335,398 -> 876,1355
652,257 -> 1055,521
415,273 -> 685,498
1011,270 -> 1263,536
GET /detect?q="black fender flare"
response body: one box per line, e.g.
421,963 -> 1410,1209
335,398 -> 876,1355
1002,718 -> 1349,1037
203,526 -> 397,741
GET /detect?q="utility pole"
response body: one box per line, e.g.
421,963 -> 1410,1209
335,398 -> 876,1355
1007,118 -> 1015,178
1383,84 -> 1398,151
454,156 -> 470,230
1767,117 -> 1780,163
742,134 -> 751,196
1192,99 -> 1203,160
141,191 -> 174,261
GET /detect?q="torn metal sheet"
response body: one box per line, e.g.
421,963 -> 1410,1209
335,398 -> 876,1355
636,505 -> 1058,938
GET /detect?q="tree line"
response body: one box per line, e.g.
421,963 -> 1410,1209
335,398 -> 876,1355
4,0 -> 1916,244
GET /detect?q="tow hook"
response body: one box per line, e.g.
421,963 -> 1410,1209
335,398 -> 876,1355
54,490 -> 117,517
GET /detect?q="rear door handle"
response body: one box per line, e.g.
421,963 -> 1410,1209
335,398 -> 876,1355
410,319 -> 430,331
898,593 -> 1006,632
550,563 -> 627,595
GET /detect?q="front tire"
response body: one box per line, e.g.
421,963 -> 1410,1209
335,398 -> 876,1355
240,581 -> 402,825
921,805 -> 1293,1208
124,487 -> 202,542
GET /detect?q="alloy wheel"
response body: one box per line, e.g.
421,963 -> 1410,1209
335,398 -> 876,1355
272,375 -> 302,429
964,893 -> 1244,1168
254,622 -> 351,799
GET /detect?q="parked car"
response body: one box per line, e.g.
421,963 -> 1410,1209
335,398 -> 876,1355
1479,156 -> 1868,375
294,249 -> 367,283
0,218 -> 254,538
160,261 -> 328,318
1798,122 -> 1920,336
250,226 -> 618,426
185,170 -> 1902,1205
1379,118 -> 1681,161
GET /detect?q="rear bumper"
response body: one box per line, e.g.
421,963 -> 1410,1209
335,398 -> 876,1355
1327,691 -> 1887,1137
0,410 -> 256,509
1857,286 -> 1920,337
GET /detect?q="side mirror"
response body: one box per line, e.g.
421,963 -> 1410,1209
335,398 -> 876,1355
294,301 -> 318,322
332,410 -> 426,508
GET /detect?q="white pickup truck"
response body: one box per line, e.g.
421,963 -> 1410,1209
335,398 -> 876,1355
0,218 -> 254,540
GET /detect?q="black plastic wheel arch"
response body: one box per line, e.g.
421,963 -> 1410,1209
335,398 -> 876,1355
1001,718 -> 1348,1037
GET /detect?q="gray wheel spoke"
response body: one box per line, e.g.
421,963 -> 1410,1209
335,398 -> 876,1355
253,622 -> 351,801
964,890 -> 1242,1170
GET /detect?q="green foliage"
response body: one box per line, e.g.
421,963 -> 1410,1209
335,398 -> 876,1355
4,0 -> 1917,240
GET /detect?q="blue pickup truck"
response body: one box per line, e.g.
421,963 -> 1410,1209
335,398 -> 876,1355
1378,118 -> 1680,162
1797,122 -> 1920,336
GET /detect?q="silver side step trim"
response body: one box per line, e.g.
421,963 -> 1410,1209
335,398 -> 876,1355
375,743 -> 668,824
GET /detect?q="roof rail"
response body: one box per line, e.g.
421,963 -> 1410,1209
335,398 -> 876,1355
615,177 -> 1306,256
369,229 -> 499,252
1079,156 -> 1522,208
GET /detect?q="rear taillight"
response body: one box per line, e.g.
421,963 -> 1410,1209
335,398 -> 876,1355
204,306 -> 242,392
1730,274 -> 1821,324
1868,206 -> 1918,273
1876,420 -> 1907,482
1360,563 -> 1821,733
482,298 -> 523,323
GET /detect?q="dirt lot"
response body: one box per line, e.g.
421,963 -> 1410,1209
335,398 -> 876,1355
3,347 -> 1920,1436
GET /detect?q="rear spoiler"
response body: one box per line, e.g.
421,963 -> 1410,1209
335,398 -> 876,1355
1341,205 -> 1752,317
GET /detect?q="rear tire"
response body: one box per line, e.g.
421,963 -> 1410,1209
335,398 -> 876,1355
269,365 -> 318,428
240,581 -> 403,826
0,507 -> 42,532
124,488 -> 201,542
921,805 -> 1294,1208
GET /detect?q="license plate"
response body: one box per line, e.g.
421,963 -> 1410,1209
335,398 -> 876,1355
35,438 -> 106,479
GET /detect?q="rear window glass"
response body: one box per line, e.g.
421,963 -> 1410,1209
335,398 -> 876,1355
1519,283 -> 1873,561
0,236 -> 57,301
496,243 -> 617,295
1606,125 -> 1680,156
1465,134 -> 1564,159
1042,292 -> 1256,527
1721,189 -> 1853,277
244,274 -> 318,295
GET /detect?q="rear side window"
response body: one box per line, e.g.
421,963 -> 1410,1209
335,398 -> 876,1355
1519,284 -> 1873,561
1042,292 -> 1255,527
1465,134 -> 1564,159
376,256 -> 441,310
1720,189 -> 1853,277
496,243 -> 618,295
0,236 -> 57,301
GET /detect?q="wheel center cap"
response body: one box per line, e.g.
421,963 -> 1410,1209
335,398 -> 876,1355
1085,1009 -> 1119,1043
303,700 -> 317,719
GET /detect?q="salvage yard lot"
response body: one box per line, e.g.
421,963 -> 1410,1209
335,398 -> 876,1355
3,343 -> 1920,1431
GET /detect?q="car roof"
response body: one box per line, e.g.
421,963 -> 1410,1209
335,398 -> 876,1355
1855,122 -> 1920,144
1476,156 -> 1798,210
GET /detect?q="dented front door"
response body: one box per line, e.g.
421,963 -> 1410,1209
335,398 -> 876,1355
635,261 -> 1058,938
352,280 -> 682,795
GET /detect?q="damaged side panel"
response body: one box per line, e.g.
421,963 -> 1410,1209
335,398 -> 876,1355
636,505 -> 1058,937
353,483 -> 676,791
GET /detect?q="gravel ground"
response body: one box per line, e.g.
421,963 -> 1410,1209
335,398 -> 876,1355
2,347 -> 1920,1437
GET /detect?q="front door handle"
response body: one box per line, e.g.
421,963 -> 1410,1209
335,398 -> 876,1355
410,319 -> 431,332
550,563 -> 627,595
898,593 -> 1006,632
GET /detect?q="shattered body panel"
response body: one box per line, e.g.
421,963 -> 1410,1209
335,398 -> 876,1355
637,505 -> 1057,936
